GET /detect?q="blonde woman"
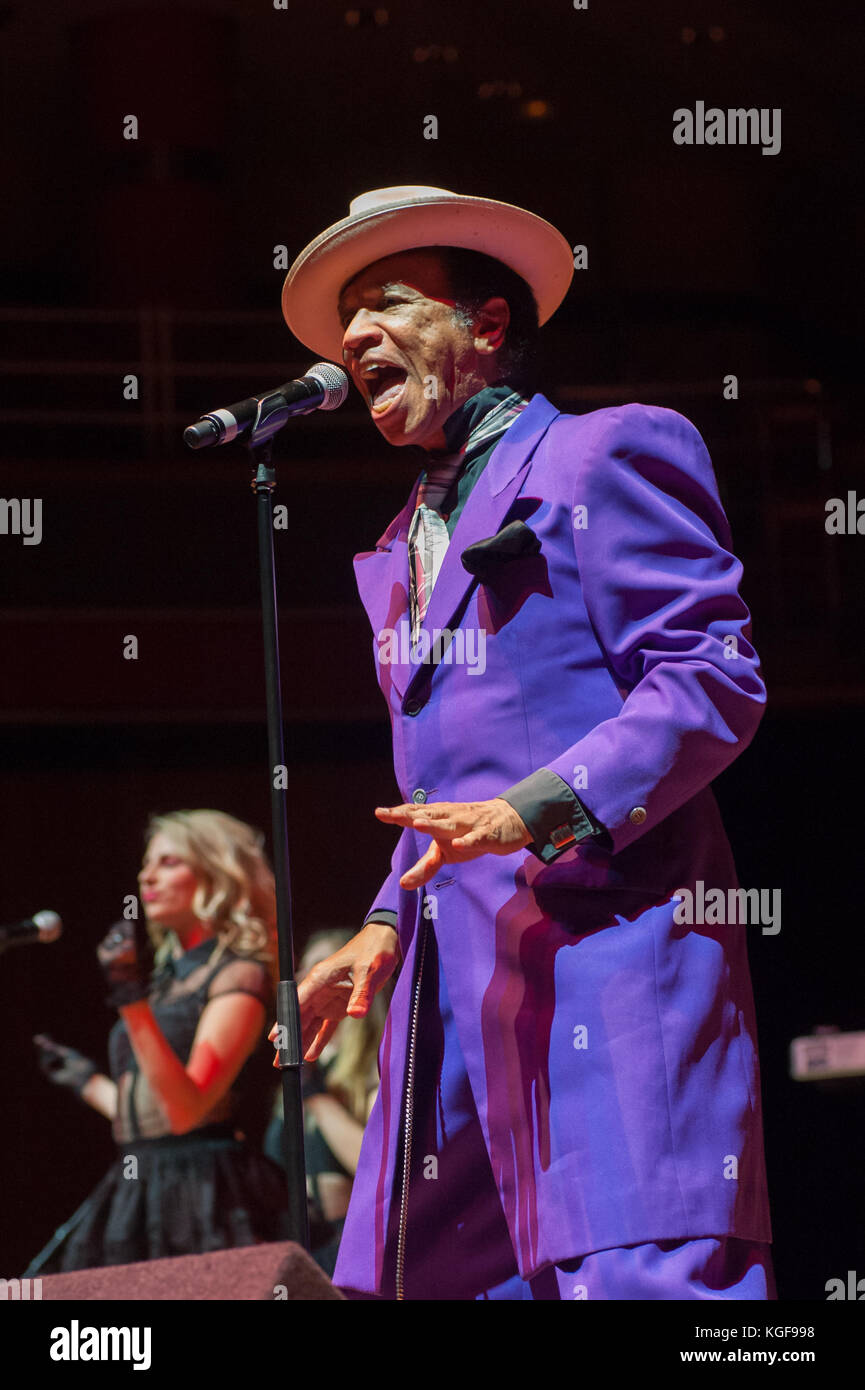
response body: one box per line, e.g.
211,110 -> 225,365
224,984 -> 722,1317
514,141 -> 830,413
27,809 -> 288,1272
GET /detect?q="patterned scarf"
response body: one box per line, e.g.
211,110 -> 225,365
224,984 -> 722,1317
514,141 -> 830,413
408,388 -> 527,641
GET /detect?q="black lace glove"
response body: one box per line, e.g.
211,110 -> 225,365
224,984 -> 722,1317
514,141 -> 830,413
33,1034 -> 98,1096
301,1060 -> 329,1101
96,919 -> 153,1009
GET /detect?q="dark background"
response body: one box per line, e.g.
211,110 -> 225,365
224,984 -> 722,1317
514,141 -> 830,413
0,0 -> 862,1298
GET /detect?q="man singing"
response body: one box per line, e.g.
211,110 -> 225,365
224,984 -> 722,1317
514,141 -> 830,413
279,185 -> 774,1300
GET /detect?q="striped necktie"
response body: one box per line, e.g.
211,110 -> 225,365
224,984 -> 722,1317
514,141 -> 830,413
408,390 -> 527,642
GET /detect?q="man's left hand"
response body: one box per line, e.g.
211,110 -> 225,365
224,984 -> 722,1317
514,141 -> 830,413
375,799 -> 532,889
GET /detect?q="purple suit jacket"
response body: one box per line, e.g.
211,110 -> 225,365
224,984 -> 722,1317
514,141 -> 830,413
336,394 -> 773,1293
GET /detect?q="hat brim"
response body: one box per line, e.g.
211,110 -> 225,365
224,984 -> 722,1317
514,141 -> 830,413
281,193 -> 574,362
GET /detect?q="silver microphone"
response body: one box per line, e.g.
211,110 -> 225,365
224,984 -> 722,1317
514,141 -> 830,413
0,911 -> 63,950
184,363 -> 350,449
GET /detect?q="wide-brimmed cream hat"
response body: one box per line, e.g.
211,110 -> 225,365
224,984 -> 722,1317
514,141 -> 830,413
281,185 -> 574,362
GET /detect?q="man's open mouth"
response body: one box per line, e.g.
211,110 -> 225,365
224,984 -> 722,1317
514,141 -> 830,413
360,364 -> 408,415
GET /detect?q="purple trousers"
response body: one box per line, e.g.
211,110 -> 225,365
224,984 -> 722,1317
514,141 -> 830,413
350,926 -> 775,1302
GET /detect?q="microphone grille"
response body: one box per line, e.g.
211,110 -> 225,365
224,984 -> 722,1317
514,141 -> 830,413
33,910 -> 62,942
306,362 -> 350,411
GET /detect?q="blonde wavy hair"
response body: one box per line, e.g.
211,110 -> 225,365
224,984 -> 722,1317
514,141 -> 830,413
144,810 -> 277,977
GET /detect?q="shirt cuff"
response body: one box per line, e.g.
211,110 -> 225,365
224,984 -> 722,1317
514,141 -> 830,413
497,768 -> 612,864
362,910 -> 398,931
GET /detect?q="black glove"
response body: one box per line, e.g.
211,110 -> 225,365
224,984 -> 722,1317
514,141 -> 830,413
33,1034 -> 97,1096
96,919 -> 153,1009
301,1060 -> 329,1101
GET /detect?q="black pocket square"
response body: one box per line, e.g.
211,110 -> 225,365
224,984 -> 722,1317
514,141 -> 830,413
460,520 -> 542,579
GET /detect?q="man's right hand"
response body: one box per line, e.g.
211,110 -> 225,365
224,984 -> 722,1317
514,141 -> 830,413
269,921 -> 400,1063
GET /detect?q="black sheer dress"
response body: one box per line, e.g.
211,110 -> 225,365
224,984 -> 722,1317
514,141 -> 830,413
26,938 -> 289,1273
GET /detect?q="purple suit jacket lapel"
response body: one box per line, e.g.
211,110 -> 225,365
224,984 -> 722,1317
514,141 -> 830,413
353,394 -> 561,701
352,474 -> 419,703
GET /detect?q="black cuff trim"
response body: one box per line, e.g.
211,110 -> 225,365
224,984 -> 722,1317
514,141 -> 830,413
498,769 -> 611,864
363,910 -> 398,930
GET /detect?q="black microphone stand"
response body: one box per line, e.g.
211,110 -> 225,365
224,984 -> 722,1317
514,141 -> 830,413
246,392 -> 309,1251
